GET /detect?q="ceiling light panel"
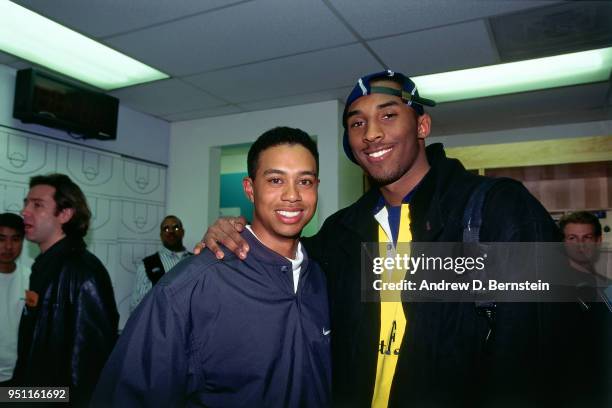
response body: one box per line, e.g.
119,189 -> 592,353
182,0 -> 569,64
0,1 -> 168,90
414,47 -> 612,103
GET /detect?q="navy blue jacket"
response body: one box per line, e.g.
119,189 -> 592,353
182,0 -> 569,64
93,230 -> 331,407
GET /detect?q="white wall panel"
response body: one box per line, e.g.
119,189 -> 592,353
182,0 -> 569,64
0,126 -> 167,328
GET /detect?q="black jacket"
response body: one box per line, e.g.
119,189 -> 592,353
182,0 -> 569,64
14,237 -> 119,407
304,143 -> 563,407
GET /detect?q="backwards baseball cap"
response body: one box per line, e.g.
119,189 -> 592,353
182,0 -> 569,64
342,69 -> 436,163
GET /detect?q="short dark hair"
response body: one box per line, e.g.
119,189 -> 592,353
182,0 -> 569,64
29,173 -> 91,238
0,213 -> 25,237
247,127 -> 318,179
160,215 -> 183,229
559,211 -> 602,237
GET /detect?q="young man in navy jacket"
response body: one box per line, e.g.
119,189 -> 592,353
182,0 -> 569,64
93,127 -> 330,407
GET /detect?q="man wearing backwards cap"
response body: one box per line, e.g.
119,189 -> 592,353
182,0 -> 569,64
201,70 -> 562,407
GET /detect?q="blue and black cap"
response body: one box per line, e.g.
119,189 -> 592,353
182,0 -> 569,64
342,69 -> 436,163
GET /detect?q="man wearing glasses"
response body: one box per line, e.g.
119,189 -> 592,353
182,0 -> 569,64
130,215 -> 192,312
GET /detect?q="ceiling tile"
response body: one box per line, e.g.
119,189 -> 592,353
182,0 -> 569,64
238,87 -> 353,112
13,0 -> 248,38
7,0 -> 605,132
184,44 -> 381,103
331,0 -> 561,39
110,79 -> 227,116
490,1 -> 612,62
369,20 -> 498,76
430,82 -> 611,136
104,0 -> 357,76
163,105 -> 244,122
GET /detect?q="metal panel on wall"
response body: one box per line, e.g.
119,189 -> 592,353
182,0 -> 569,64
0,126 -> 167,327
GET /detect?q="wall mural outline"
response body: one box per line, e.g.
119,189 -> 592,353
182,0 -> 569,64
0,126 -> 167,328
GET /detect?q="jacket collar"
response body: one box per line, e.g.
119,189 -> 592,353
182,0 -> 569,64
409,146 -> 444,241
338,187 -> 381,242
240,228 -> 309,271
159,245 -> 190,258
35,236 -> 85,262
414,143 -> 479,241
31,236 -> 86,294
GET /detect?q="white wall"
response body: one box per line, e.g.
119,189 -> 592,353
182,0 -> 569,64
168,100 -> 363,249
0,64 -> 170,165
0,63 -> 172,327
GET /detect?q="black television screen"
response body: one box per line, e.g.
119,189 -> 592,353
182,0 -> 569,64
13,68 -> 119,140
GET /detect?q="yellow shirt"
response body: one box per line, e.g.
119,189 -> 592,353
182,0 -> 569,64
371,204 -> 411,408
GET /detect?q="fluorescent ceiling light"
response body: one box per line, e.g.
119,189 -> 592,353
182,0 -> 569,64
413,47 -> 612,103
0,1 -> 168,90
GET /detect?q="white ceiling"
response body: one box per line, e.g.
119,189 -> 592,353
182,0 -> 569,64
2,0 -> 611,136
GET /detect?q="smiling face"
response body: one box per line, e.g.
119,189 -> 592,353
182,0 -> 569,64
345,80 -> 431,192
243,144 -> 318,257
22,184 -> 73,253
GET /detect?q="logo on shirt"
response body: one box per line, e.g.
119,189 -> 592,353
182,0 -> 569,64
25,290 -> 38,308
322,328 -> 331,336
379,320 -> 400,355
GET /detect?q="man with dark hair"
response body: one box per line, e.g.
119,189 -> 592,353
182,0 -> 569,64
0,213 -> 26,386
15,173 -> 119,407
130,215 -> 191,312
561,210 -> 607,289
560,211 -> 603,240
93,127 -> 330,407
201,71 -> 572,406
557,212 -> 611,406
560,211 -> 603,274
246,125 -> 319,179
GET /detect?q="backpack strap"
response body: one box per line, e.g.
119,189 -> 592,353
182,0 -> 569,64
462,178 -> 503,243
143,252 -> 165,286
462,178 -> 507,345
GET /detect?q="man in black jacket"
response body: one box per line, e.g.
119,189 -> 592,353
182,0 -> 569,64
15,173 -> 118,407
201,71 -> 579,407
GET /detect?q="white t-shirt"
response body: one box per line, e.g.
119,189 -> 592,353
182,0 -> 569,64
0,263 -> 29,382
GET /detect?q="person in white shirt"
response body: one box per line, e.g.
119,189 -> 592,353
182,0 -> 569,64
0,212 -> 27,386
130,215 -> 192,312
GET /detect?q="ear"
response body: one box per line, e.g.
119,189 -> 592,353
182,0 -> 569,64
58,207 -> 75,225
417,113 -> 432,141
243,177 -> 255,203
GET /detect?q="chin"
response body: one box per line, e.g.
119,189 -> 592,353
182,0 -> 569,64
275,224 -> 306,239
370,173 -> 403,186
358,164 -> 396,184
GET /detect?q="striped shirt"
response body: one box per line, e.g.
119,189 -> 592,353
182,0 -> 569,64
130,247 -> 191,313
